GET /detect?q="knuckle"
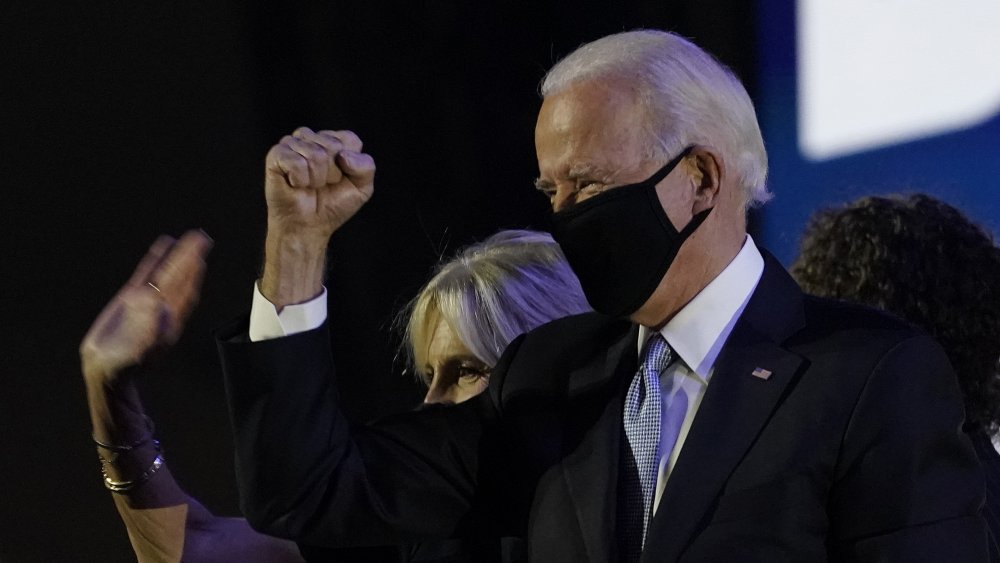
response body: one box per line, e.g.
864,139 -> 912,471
282,155 -> 308,174
317,132 -> 344,149
266,144 -> 286,160
344,134 -> 363,150
338,129 -> 360,142
302,142 -> 328,162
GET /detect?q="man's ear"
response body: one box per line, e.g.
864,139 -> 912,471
685,145 -> 723,214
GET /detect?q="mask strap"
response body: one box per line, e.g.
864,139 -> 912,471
640,146 -> 694,188
677,207 -> 714,241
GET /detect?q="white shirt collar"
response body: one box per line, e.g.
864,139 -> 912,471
638,235 -> 764,381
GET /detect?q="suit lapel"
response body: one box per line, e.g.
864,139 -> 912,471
562,322 -> 639,563
642,255 -> 808,562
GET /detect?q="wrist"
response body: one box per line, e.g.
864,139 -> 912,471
82,361 -> 120,388
261,225 -> 329,309
83,354 -> 147,385
98,433 -> 164,493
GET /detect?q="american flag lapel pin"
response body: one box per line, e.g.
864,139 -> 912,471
751,367 -> 773,380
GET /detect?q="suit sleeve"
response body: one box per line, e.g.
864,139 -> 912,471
828,334 -> 988,562
216,316 -> 503,547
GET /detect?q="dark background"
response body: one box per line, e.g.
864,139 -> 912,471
0,1 -> 755,561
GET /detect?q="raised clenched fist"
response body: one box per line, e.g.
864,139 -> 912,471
264,127 -> 376,242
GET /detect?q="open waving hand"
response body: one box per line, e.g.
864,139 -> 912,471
80,230 -> 212,384
80,231 -> 301,561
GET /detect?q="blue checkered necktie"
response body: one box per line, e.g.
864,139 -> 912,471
619,333 -> 672,563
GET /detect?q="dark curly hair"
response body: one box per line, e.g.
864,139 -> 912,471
791,193 -> 1000,434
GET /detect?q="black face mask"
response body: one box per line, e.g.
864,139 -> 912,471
551,146 -> 712,318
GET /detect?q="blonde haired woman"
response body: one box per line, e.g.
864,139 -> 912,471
82,228 -> 588,561
405,229 -> 591,405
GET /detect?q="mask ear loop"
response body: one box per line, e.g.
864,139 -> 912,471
676,206 -> 714,239
642,145 -> 697,235
641,146 -> 695,189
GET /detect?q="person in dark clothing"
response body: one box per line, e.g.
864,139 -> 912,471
219,30 -> 986,561
791,192 -> 1000,560
81,229 -> 587,562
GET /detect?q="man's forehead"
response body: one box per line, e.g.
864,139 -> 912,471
536,83 -> 649,178
538,78 -> 642,127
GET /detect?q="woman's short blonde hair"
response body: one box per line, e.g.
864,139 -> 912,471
403,229 -> 591,377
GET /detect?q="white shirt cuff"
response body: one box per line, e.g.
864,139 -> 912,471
248,282 -> 328,342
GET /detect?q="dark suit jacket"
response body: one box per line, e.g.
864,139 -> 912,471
219,253 -> 987,562
298,537 -> 525,562
969,428 -> 1000,561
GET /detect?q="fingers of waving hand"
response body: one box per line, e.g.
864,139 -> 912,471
145,229 -> 213,343
87,234 -> 176,342
81,235 -> 180,377
102,230 -> 212,351
125,235 -> 175,288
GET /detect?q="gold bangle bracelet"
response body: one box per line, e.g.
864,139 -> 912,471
102,452 -> 166,494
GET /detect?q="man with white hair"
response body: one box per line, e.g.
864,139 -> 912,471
219,29 -> 987,561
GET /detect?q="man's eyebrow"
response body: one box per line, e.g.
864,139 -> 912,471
567,163 -> 597,178
534,164 -> 614,192
568,163 -> 615,181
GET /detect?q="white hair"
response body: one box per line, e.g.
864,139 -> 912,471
403,229 -> 591,376
540,29 -> 771,210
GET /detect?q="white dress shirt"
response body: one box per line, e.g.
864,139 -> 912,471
638,235 -> 764,514
248,282 -> 327,342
